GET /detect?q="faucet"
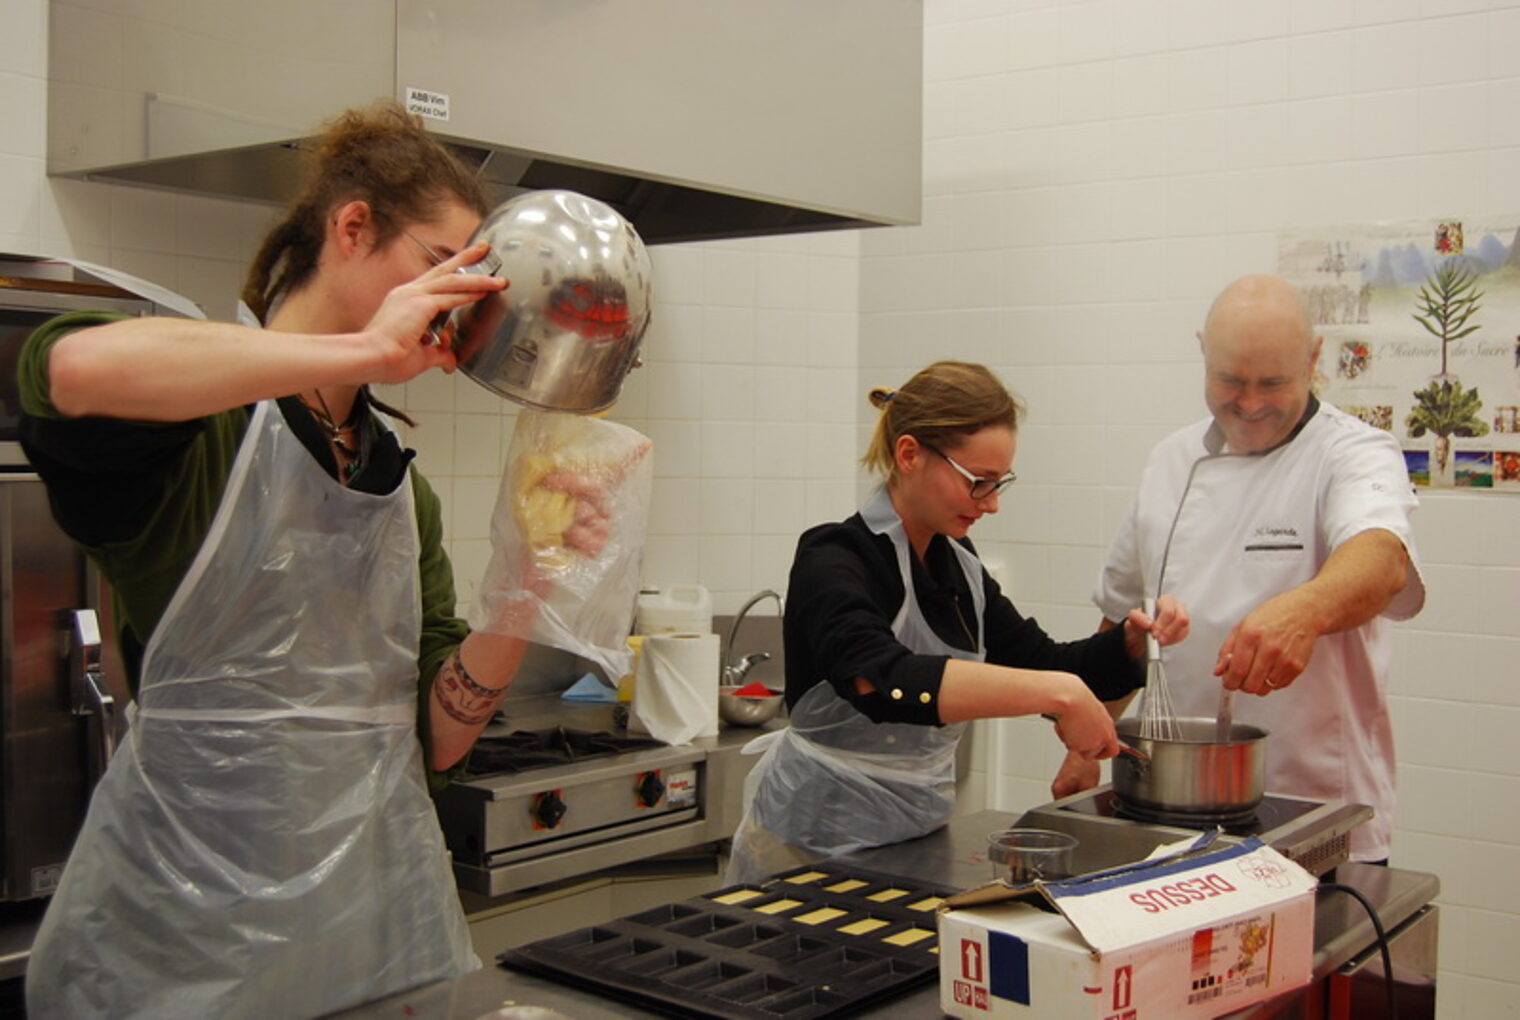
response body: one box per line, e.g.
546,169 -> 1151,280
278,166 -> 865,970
722,588 -> 783,686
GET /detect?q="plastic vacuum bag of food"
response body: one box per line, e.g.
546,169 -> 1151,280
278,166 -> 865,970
472,409 -> 652,682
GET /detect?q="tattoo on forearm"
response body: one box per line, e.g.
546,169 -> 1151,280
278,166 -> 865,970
434,649 -> 509,726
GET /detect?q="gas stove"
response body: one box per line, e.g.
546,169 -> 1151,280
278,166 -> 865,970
1016,785 -> 1372,877
435,697 -> 722,898
464,726 -> 666,775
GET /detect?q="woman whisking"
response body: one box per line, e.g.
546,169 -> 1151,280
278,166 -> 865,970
727,361 -> 1188,884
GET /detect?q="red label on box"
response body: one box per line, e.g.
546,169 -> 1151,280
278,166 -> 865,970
950,980 -> 990,1011
961,938 -> 985,983
1113,963 -> 1133,1009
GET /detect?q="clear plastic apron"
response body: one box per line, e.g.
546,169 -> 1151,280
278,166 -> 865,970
725,487 -> 987,885
26,400 -> 477,1020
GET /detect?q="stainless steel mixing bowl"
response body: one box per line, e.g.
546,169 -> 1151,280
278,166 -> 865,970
717,686 -> 784,727
448,190 -> 653,414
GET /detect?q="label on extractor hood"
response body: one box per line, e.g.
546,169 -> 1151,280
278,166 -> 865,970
405,87 -> 450,121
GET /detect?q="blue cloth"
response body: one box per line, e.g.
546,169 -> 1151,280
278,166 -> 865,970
561,673 -> 618,703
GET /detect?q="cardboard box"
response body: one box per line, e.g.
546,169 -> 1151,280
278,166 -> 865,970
938,834 -> 1317,1019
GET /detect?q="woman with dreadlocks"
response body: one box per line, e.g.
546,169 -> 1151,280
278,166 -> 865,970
19,100 -> 592,1019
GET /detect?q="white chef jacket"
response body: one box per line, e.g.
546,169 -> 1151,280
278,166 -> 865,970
1096,399 -> 1425,861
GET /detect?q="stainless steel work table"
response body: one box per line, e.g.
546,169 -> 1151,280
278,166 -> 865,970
329,809 -> 1439,1019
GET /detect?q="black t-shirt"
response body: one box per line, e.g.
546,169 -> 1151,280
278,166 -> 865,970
21,390 -> 412,685
22,393 -> 411,545
782,513 -> 1142,726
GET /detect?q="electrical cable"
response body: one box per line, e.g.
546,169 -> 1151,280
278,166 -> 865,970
1320,880 -> 1397,1020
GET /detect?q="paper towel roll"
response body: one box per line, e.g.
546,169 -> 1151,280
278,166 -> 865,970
629,632 -> 720,745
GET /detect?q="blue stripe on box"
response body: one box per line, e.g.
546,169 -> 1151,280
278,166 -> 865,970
988,930 -> 1030,1005
1046,835 -> 1268,899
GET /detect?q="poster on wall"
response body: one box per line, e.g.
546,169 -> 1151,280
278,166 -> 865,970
1279,217 -> 1520,492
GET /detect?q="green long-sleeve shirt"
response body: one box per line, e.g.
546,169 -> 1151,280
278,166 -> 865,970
19,310 -> 469,784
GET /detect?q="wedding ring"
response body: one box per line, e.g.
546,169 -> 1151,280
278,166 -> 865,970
1264,676 -> 1285,689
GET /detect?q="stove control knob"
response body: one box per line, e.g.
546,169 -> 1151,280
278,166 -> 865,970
531,789 -> 567,830
635,770 -> 665,808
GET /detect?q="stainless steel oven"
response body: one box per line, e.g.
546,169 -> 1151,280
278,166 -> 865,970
0,254 -> 157,900
436,694 -> 721,898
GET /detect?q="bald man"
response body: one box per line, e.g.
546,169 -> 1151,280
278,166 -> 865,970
1073,275 -> 1425,863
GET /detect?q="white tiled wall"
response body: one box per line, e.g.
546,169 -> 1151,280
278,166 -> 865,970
617,233 -> 865,614
8,0 -> 1518,1010
877,1 -> 1519,1014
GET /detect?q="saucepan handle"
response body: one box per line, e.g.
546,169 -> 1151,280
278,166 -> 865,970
1039,712 -> 1149,765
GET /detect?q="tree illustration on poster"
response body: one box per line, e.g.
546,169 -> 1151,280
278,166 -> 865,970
1407,262 -> 1490,487
1278,217 -> 1520,493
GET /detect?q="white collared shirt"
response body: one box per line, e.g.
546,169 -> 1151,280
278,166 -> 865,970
1096,401 -> 1425,860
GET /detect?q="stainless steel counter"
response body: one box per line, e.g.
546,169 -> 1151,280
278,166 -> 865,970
328,809 -> 1440,1019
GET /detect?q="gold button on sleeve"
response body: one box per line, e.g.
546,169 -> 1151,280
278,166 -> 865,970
919,691 -> 932,704
890,688 -> 904,700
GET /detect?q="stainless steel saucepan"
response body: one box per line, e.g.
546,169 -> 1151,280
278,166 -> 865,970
1113,716 -> 1268,817
446,190 -> 653,415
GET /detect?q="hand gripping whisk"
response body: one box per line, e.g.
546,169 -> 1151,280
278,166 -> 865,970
1137,597 -> 1180,742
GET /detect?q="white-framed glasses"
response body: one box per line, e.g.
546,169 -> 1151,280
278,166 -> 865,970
921,441 -> 1016,499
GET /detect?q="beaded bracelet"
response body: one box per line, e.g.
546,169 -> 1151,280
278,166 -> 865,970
453,648 -> 511,698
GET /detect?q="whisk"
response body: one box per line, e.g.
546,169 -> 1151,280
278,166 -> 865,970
1138,596 -> 1180,742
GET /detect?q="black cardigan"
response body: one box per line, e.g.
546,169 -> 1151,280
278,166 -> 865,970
782,513 -> 1143,725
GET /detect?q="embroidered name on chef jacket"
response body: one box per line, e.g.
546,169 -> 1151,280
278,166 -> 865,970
1243,524 -> 1304,553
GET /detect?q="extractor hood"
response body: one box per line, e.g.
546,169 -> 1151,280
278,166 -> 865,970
48,0 -> 923,245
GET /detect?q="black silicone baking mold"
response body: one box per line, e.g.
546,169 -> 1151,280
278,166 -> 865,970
498,862 -> 953,1019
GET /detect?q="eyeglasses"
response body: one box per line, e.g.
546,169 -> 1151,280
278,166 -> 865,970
372,206 -> 450,267
399,228 -> 447,268
920,441 -> 1016,499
